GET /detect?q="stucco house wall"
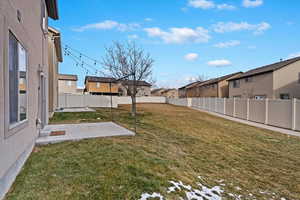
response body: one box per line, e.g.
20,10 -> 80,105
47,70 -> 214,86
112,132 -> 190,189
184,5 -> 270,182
0,0 -> 57,198
48,33 -> 58,114
229,72 -> 274,99
273,60 -> 300,99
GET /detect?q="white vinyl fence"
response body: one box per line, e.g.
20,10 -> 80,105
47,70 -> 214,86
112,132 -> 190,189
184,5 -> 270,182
168,97 -> 300,132
58,94 -> 166,109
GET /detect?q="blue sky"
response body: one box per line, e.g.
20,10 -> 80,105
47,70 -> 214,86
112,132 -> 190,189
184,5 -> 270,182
49,0 -> 300,88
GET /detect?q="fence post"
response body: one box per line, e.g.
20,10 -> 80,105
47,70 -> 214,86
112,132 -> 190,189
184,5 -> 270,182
246,98 -> 250,121
265,98 -> 269,124
292,98 -> 296,130
223,98 -> 226,115
233,98 -> 236,117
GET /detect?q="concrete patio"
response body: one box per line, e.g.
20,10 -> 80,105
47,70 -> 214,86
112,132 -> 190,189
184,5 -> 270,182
36,122 -> 135,145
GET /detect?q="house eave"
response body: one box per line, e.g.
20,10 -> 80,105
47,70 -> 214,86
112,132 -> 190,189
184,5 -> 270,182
46,0 -> 59,20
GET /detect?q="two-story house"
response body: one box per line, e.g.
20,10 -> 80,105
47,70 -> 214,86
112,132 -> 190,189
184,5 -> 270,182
84,76 -> 152,96
181,72 -> 242,98
58,74 -> 78,94
0,0 -> 60,198
228,57 -> 300,99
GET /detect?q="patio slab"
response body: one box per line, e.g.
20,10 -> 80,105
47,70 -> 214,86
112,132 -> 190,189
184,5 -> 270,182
55,107 -> 96,113
36,122 -> 135,145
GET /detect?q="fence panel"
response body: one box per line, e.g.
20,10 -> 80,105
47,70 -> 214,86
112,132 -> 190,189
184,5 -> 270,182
296,99 -> 300,131
235,99 -> 248,120
249,99 -> 265,123
204,98 -> 210,110
268,100 -> 292,129
168,98 -> 188,107
225,99 -> 234,116
215,98 -> 224,114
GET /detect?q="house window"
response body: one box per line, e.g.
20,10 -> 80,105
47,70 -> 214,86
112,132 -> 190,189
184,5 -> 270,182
232,80 -> 240,88
67,81 -> 72,86
9,32 -> 27,125
96,82 -> 100,88
245,77 -> 253,83
280,93 -> 290,100
254,95 -> 266,100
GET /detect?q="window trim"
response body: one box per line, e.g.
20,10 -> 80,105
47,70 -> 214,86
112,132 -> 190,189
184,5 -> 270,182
4,29 -> 29,138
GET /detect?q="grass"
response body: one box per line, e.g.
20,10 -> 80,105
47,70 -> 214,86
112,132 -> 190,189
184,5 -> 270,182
5,104 -> 300,200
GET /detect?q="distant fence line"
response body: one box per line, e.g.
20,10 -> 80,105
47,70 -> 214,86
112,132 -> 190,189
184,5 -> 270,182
167,97 -> 300,132
58,94 -> 166,109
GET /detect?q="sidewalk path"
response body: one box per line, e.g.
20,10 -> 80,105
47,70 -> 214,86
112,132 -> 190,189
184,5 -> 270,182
191,107 -> 300,138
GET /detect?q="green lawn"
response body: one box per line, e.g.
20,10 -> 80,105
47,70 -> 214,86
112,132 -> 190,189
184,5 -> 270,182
5,104 -> 300,200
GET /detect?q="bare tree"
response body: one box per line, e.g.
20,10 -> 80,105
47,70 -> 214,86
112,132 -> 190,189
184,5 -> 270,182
102,41 -> 154,117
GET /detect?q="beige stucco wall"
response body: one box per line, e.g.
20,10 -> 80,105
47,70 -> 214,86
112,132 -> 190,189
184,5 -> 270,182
0,0 -> 49,180
229,72 -> 274,99
59,80 -> 78,94
273,60 -> 300,99
48,35 -> 59,114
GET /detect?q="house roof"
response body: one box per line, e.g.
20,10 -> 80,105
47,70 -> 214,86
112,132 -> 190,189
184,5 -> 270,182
179,81 -> 202,90
121,80 -> 152,87
84,76 -> 152,87
196,72 -> 243,87
151,88 -> 165,93
59,74 -> 78,81
45,0 -> 59,20
85,76 -> 117,84
228,56 -> 300,81
48,27 -> 63,62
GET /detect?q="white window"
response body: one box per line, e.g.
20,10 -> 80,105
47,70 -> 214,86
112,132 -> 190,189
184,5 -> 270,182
9,32 -> 27,125
96,82 -> 100,88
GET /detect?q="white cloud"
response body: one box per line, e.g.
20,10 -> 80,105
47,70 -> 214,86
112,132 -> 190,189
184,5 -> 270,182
207,59 -> 232,67
212,21 -> 271,35
243,0 -> 263,8
73,20 -> 140,32
128,34 -> 139,39
214,40 -> 240,48
288,52 -> 300,59
217,4 -> 236,10
188,0 -> 215,9
188,0 -> 235,10
248,45 -> 257,49
145,18 -> 153,22
184,53 -> 199,61
144,27 -> 210,44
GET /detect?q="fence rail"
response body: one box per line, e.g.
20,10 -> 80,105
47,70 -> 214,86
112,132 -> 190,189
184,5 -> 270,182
168,97 -> 300,132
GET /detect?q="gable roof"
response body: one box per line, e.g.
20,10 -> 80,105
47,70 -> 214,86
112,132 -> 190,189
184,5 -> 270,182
196,72 -> 242,87
85,76 -> 116,84
179,81 -> 202,90
121,80 -> 152,87
228,56 -> 300,81
59,74 -> 78,81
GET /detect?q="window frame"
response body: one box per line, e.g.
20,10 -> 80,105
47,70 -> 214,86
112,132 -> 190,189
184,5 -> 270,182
5,29 -> 29,138
280,93 -> 290,100
232,80 -> 240,88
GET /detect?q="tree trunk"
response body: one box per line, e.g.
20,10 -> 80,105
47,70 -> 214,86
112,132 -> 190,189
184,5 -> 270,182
131,95 -> 136,117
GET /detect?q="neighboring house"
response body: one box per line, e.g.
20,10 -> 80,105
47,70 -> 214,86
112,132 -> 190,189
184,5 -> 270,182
152,88 -> 178,98
228,57 -> 300,99
58,74 -> 78,94
178,81 -> 201,98
119,80 -> 152,97
151,88 -> 165,96
48,27 -> 63,115
161,89 -> 178,98
190,72 -> 242,98
84,76 -> 152,96
84,76 -> 119,96
0,0 -> 59,199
